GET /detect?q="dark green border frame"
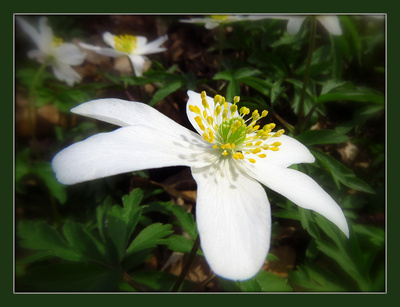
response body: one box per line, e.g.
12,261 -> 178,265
5,0 -> 395,305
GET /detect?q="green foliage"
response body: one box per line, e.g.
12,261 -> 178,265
16,189 -> 174,291
15,15 -> 385,292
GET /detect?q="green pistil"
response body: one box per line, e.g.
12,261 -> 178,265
218,117 -> 246,145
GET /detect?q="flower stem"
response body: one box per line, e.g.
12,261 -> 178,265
171,235 -> 200,291
28,62 -> 47,157
296,16 -> 317,135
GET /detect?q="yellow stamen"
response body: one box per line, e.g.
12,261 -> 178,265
114,34 -> 137,53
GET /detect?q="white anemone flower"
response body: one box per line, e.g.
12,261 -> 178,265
179,15 -> 250,30
52,90 -> 349,281
283,15 -> 342,36
79,32 -> 168,77
16,17 -> 86,86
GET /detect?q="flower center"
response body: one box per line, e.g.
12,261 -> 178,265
210,15 -> 228,21
189,91 -> 284,163
114,34 -> 137,53
52,36 -> 63,48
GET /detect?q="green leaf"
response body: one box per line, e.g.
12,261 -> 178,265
62,221 -> 105,263
213,70 -> 232,81
255,271 -> 293,292
159,202 -> 198,238
166,235 -> 202,255
17,220 -> 81,261
270,78 -> 284,104
317,87 -> 384,105
288,264 -> 348,292
149,80 -> 184,106
106,189 -> 143,259
226,79 -> 240,102
232,67 -> 260,80
310,148 -> 375,194
18,262 -> 121,292
30,161 -> 67,204
126,223 -> 173,254
296,129 -> 349,146
240,77 -> 272,96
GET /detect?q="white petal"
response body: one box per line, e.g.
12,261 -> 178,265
16,17 -> 41,48
51,62 -> 82,86
127,54 -> 146,76
247,134 -> 315,167
286,16 -> 306,35
186,90 -> 237,135
54,43 -> 86,65
102,32 -> 116,48
204,20 -> 219,29
71,98 -> 188,132
79,42 -> 125,57
138,35 -> 168,55
192,159 -> 271,280
134,36 -> 148,52
37,17 -> 53,52
244,163 -> 349,237
317,16 -> 342,35
52,124 -> 215,185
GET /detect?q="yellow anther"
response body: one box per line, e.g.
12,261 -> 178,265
233,96 -> 240,104
271,142 -> 282,147
252,148 -> 262,154
224,101 -> 228,109
233,120 -> 242,128
263,144 -> 269,150
270,147 -> 280,151
248,158 -> 256,163
258,154 -> 267,158
273,129 -> 285,137
201,91 -> 207,99
246,143 -> 253,146
231,127 -> 237,134
221,96 -> 226,105
203,110 -> 208,118
214,95 -> 221,104
189,105 -> 201,115
202,98 -> 209,109
230,143 -> 236,149
261,110 -> 268,117
240,107 -> 250,116
252,110 -> 260,120
255,141 -> 262,146
195,116 -> 205,131
263,123 -> 276,130
233,153 -> 239,160
253,125 -> 260,131
222,150 -> 228,156
215,105 -> 221,116
230,104 -> 238,114
220,144 -> 226,149
238,153 -> 244,159
202,133 -> 210,142
222,109 -> 228,120
207,116 -> 213,125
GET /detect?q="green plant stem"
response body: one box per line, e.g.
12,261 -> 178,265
28,62 -> 47,157
296,16 -> 317,135
171,235 -> 201,291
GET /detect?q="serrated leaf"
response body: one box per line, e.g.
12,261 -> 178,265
311,148 -> 375,194
126,223 -> 173,254
17,220 -> 81,261
62,221 -> 105,263
159,202 -> 197,238
296,129 -> 349,146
